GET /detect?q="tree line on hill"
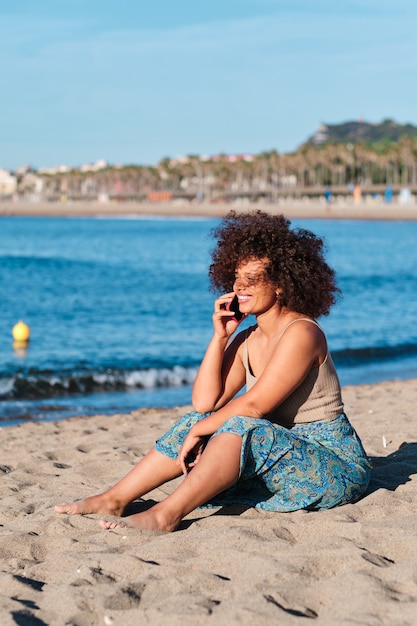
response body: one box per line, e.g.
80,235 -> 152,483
23,120 -> 417,202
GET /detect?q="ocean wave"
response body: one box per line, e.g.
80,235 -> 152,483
332,342 -> 417,365
1,342 -> 416,402
0,365 -> 198,401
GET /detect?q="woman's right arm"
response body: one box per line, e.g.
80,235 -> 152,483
191,293 -> 247,413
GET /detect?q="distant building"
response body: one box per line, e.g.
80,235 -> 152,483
38,165 -> 71,175
311,124 -> 329,145
17,172 -> 43,201
169,156 -> 190,166
14,164 -> 33,176
0,168 -> 17,197
211,154 -> 255,163
170,153 -> 255,166
80,160 -> 108,172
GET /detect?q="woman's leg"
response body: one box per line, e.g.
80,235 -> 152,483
100,432 -> 242,532
54,448 -> 182,516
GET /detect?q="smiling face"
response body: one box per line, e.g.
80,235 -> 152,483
233,258 -> 278,315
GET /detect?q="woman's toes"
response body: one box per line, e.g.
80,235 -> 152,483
99,519 -> 127,530
54,502 -> 76,514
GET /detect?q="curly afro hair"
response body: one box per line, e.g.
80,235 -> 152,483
209,210 -> 340,318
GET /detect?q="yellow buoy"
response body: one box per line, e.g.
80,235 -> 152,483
12,320 -> 31,342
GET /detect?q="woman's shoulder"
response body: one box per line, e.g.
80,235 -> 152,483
279,317 -> 328,361
282,317 -> 322,333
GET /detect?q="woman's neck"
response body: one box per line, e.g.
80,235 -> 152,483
255,307 -> 304,338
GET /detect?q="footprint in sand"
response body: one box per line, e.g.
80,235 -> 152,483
264,594 -> 318,619
103,583 -> 145,610
272,526 -> 297,544
360,549 -> 395,567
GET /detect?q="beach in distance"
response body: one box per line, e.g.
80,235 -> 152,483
2,198 -> 417,220
0,378 -> 416,625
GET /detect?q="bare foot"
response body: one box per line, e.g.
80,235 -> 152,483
99,507 -> 178,533
54,493 -> 123,516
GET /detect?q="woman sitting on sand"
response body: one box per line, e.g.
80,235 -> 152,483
56,210 -> 371,531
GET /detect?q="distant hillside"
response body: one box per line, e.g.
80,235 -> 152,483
306,119 -> 417,146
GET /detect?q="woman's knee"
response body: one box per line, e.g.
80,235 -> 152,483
207,431 -> 243,458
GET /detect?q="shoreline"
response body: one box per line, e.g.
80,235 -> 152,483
0,377 -> 416,624
2,199 -> 417,220
2,367 -> 417,428
1,372 -> 417,429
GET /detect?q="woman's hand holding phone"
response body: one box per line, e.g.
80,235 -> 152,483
213,292 -> 246,338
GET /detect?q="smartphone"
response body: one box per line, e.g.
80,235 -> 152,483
226,295 -> 244,322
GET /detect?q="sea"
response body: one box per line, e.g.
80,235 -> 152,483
1,214 -> 417,427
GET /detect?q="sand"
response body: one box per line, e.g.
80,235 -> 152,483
1,199 -> 417,220
0,379 -> 416,625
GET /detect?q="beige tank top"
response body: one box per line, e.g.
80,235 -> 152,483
243,319 -> 344,426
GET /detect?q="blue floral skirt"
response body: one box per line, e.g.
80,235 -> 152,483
155,412 -> 371,512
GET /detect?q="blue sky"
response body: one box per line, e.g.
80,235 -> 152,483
1,0 -> 416,170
